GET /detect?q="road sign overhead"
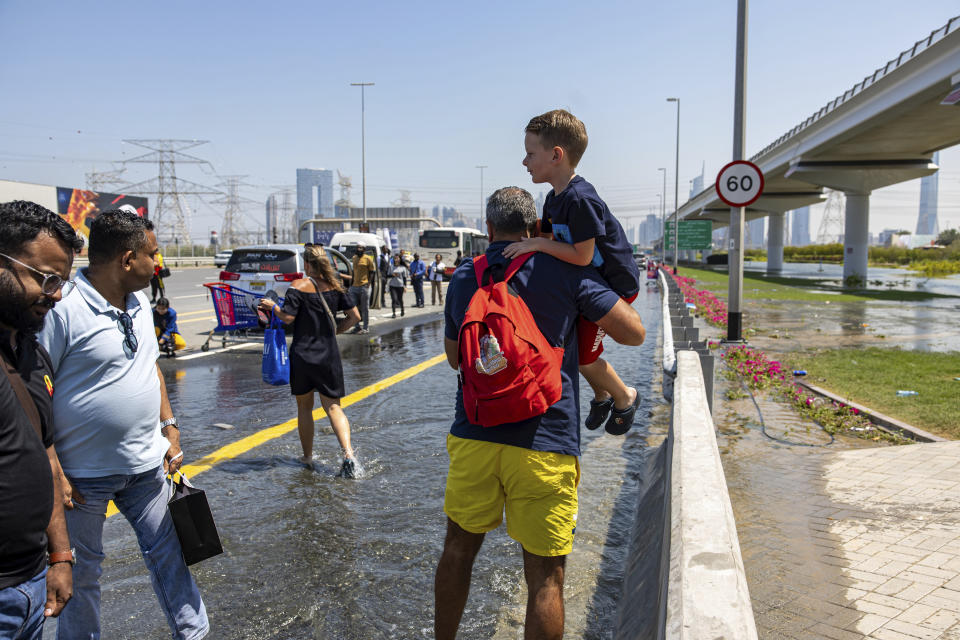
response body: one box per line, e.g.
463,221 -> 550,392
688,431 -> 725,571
716,160 -> 764,207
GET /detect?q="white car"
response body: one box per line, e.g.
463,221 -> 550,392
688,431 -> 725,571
213,250 -> 233,267
219,244 -> 352,299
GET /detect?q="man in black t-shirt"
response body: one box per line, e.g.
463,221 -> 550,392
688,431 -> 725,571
0,200 -> 83,638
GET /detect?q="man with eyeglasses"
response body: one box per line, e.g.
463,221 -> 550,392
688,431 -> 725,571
37,208 -> 208,639
0,200 -> 82,639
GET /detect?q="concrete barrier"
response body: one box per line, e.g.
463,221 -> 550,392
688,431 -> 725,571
614,269 -> 753,638
665,351 -> 758,640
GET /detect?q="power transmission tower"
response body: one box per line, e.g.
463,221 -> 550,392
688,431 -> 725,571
213,176 -> 259,247
85,167 -> 129,191
269,185 -> 297,243
393,189 -> 412,207
817,189 -> 845,244
121,139 -> 220,245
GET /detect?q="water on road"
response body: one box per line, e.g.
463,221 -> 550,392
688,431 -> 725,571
53,284 -> 667,639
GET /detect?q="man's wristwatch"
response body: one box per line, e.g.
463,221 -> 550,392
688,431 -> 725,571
160,417 -> 178,429
48,548 -> 76,566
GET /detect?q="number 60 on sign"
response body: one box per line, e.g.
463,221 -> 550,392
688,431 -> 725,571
715,160 -> 764,208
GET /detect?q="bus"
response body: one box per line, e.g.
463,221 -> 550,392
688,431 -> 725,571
418,227 -> 489,277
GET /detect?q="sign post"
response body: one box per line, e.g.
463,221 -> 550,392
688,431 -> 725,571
716,157 -> 763,343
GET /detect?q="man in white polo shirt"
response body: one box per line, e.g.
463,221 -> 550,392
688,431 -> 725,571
38,208 -> 208,639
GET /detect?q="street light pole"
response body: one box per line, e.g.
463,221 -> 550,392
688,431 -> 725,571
658,167 -> 667,263
476,165 -> 487,229
727,0 -> 748,342
350,82 -> 374,225
667,98 -> 680,274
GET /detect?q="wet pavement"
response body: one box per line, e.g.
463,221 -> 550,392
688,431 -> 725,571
44,276 -> 669,638
682,271 -> 960,639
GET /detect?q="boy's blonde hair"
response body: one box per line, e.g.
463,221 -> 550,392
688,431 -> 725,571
525,109 -> 588,168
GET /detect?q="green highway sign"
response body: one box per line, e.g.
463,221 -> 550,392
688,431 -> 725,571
665,220 -> 713,250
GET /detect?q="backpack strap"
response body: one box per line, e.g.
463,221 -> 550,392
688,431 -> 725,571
472,255 -> 488,287
473,252 -> 534,288
0,348 -> 43,443
503,253 -> 533,283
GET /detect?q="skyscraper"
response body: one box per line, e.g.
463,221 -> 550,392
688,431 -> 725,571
791,206 -> 811,247
916,151 -> 939,235
296,168 -> 334,241
689,162 -> 705,199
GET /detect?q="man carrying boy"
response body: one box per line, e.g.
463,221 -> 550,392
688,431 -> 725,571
435,187 -> 646,639
504,109 -> 642,434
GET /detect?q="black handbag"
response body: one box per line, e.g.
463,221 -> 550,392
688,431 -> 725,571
167,474 -> 223,565
158,267 -> 172,278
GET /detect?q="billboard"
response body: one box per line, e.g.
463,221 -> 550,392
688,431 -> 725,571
56,188 -> 149,239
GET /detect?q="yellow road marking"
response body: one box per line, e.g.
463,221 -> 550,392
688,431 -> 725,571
105,353 -> 446,517
178,315 -> 216,324
174,309 -> 212,318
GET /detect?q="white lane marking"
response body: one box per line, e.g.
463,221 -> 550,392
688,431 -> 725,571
172,294 -> 209,300
176,342 -> 262,361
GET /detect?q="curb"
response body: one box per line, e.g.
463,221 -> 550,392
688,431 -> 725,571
795,381 -> 946,443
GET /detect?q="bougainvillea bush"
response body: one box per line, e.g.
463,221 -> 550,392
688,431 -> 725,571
720,345 -> 907,443
674,275 -> 728,327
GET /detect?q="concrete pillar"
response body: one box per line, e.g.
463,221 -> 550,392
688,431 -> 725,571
842,192 -> 870,286
767,214 -> 784,274
702,248 -> 712,263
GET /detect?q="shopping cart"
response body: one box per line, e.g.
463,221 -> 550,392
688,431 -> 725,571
200,282 -> 282,352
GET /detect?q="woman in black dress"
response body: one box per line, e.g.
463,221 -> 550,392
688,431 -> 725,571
259,246 -> 362,477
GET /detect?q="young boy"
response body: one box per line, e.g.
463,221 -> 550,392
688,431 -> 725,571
153,297 -> 186,357
503,109 -> 641,434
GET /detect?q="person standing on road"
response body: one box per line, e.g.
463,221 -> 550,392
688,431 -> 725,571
0,200 -> 81,639
388,254 -> 408,318
427,253 -> 446,306
341,243 -> 375,334
434,187 -> 646,640
409,253 -> 426,308
258,246 -> 362,478
379,248 -> 391,308
37,208 -> 208,639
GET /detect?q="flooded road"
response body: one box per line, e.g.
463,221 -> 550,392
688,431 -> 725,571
50,285 -> 667,639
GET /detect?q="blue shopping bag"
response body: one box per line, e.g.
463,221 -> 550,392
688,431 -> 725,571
262,317 -> 289,385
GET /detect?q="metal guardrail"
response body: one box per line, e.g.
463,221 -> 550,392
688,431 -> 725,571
752,15 -> 960,162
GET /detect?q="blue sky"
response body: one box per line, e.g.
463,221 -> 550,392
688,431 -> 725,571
1,0 -> 958,239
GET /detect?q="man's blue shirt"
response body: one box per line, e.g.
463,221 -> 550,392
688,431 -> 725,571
444,242 -> 620,456
542,175 -> 640,298
410,259 -> 426,279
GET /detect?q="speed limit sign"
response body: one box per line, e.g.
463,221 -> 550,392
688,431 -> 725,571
715,160 -> 764,207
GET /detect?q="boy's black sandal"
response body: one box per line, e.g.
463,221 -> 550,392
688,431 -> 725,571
605,389 -> 640,436
585,397 -> 614,430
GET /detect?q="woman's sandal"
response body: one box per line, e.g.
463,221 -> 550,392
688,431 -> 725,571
605,388 -> 640,435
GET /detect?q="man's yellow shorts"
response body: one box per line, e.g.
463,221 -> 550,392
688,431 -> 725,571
444,434 -> 580,557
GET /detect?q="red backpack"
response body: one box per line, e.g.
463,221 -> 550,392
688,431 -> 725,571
458,253 -> 564,427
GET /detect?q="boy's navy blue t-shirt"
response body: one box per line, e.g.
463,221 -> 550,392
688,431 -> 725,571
444,242 -> 620,457
541,175 -> 640,298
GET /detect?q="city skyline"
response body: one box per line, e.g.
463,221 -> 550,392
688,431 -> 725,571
2,2 -> 959,240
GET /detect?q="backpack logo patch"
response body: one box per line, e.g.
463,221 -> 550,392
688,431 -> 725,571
475,333 -> 507,376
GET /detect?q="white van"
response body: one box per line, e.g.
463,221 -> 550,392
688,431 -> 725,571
328,232 -> 387,264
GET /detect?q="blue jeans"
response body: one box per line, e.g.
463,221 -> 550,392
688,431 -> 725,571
0,567 -> 46,640
57,466 -> 208,640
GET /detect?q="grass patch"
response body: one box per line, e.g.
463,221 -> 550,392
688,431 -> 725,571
793,347 -> 960,439
680,266 -> 956,303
